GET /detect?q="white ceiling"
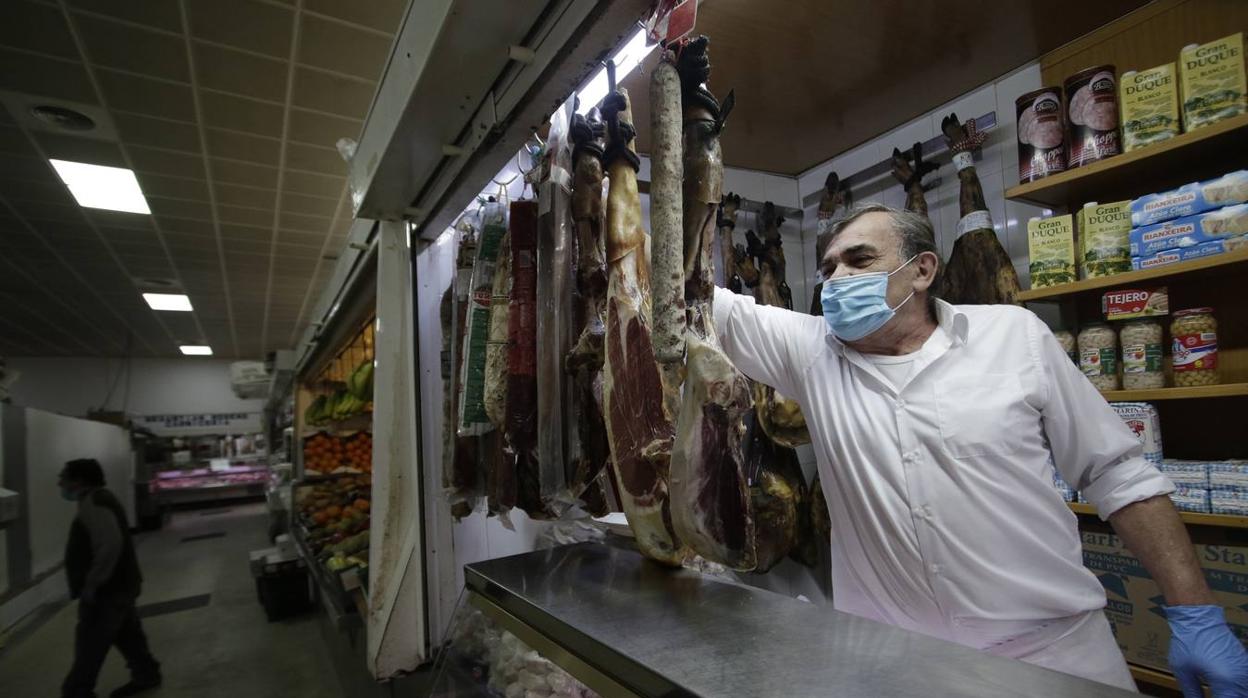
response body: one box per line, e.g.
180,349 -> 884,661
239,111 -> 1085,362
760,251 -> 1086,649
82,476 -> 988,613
0,0 -> 406,358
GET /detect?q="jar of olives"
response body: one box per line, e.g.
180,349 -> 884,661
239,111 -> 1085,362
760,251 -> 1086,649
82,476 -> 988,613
1120,318 -> 1165,389
1171,308 -> 1218,387
1078,322 -> 1120,392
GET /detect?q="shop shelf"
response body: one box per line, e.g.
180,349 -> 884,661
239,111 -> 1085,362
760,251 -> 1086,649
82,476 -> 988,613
1127,664 -> 1178,691
1016,248 -> 1248,302
1069,502 -> 1248,529
1005,113 -> 1248,208
1099,383 -> 1248,402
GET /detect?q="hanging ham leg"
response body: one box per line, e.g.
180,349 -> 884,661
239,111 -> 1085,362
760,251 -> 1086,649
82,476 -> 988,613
601,87 -> 686,566
564,111 -> 611,508
810,172 -> 847,315
719,193 -> 743,293
666,35 -> 756,571
751,204 -> 809,449
940,113 -> 1020,305
890,142 -> 937,218
649,52 -> 687,422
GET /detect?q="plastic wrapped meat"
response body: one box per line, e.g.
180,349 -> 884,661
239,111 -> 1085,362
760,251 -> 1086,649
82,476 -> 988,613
564,110 -> 612,512
535,103 -> 575,515
505,201 -> 544,517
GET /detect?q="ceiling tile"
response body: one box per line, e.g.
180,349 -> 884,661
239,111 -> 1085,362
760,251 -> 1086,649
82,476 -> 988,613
10,199 -> 82,224
0,48 -> 97,104
98,226 -> 158,244
200,91 -> 283,137
73,14 -> 190,82
147,196 -> 212,221
193,43 -> 286,101
219,222 -> 269,241
114,112 -> 202,153
155,215 -> 214,236
0,126 -> 39,158
97,69 -> 196,121
128,145 -> 206,179
0,178 -> 75,205
286,108 -> 360,148
0,154 -> 61,184
223,239 -> 271,255
209,158 -> 277,188
280,191 -> 337,218
283,141 -> 343,174
215,182 -> 276,210
34,132 -> 127,167
0,1 -> 80,59
282,169 -> 344,199
290,67 -> 373,120
87,209 -> 154,231
276,229 -> 325,246
137,173 -> 209,201
279,210 -> 331,233
217,204 -> 270,227
297,14 -> 389,81
186,0 -> 292,58
67,0 -> 183,33
304,0 -> 405,34
204,128 -> 280,166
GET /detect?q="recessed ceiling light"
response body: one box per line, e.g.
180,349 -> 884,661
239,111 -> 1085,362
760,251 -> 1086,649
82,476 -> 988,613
179,345 -> 213,356
143,293 -> 193,311
48,159 -> 150,214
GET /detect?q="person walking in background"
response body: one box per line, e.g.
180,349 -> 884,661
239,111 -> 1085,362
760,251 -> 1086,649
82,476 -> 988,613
59,458 -> 161,698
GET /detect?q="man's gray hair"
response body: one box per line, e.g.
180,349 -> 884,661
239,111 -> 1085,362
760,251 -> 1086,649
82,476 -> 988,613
830,203 -> 943,305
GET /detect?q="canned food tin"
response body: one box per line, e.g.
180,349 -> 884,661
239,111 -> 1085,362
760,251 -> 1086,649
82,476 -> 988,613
1064,65 -> 1122,168
1016,87 -> 1067,182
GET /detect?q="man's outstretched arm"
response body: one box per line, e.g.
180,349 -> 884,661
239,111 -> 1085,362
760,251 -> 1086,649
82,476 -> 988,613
712,286 -> 821,397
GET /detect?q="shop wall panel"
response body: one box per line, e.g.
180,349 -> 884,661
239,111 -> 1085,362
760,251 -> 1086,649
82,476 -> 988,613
23,408 -> 132,577
6,357 -> 265,417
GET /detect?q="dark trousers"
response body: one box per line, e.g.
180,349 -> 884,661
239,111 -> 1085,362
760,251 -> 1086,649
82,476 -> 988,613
62,598 -> 160,698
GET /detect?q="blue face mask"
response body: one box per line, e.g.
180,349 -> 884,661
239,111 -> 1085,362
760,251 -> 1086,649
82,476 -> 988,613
61,486 -> 79,502
820,255 -> 918,341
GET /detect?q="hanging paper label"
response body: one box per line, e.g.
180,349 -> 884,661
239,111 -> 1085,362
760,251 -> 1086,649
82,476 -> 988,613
953,151 -> 975,171
646,0 -> 697,44
957,210 -> 993,236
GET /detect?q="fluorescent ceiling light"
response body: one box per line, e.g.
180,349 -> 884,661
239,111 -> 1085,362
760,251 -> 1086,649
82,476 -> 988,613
576,26 -> 656,115
143,293 -> 193,311
48,159 -> 151,214
179,345 -> 213,356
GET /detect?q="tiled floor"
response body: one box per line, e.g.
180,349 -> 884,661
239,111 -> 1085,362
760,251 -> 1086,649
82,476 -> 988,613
0,502 -> 341,697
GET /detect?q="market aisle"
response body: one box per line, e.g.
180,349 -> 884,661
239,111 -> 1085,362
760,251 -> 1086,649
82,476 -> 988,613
0,503 -> 342,698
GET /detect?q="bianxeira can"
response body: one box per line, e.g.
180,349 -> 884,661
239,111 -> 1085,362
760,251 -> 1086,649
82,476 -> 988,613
1064,65 -> 1121,168
1015,87 -> 1067,183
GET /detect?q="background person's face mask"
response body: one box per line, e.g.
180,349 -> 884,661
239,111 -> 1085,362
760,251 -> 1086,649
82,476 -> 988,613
820,255 -> 918,341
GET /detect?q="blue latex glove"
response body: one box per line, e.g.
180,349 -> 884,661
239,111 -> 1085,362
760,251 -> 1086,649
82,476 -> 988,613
1165,605 -> 1248,698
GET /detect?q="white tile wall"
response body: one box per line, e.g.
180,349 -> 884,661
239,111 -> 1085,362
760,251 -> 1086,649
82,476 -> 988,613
797,61 -> 1046,293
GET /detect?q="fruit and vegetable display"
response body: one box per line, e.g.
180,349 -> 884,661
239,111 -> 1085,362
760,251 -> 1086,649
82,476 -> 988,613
305,359 -> 375,426
296,475 -> 372,575
303,431 -> 372,476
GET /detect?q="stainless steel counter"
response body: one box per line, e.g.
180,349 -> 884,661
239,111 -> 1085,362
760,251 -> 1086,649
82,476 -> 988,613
464,542 -> 1136,698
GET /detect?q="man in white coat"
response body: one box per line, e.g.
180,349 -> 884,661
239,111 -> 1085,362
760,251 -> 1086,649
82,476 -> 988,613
712,203 -> 1248,694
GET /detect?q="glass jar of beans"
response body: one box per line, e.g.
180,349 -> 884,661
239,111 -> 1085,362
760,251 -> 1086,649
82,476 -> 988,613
1171,308 -> 1218,387
1120,318 -> 1165,390
1078,322 -> 1120,392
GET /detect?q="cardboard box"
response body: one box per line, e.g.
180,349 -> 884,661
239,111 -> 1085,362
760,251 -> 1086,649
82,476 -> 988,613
1120,63 -> 1181,152
1027,214 -> 1076,288
1102,287 -> 1168,320
1130,171 -> 1248,228
1082,531 -> 1248,672
1180,33 -> 1247,132
1079,201 -> 1133,278
1131,236 -> 1246,270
